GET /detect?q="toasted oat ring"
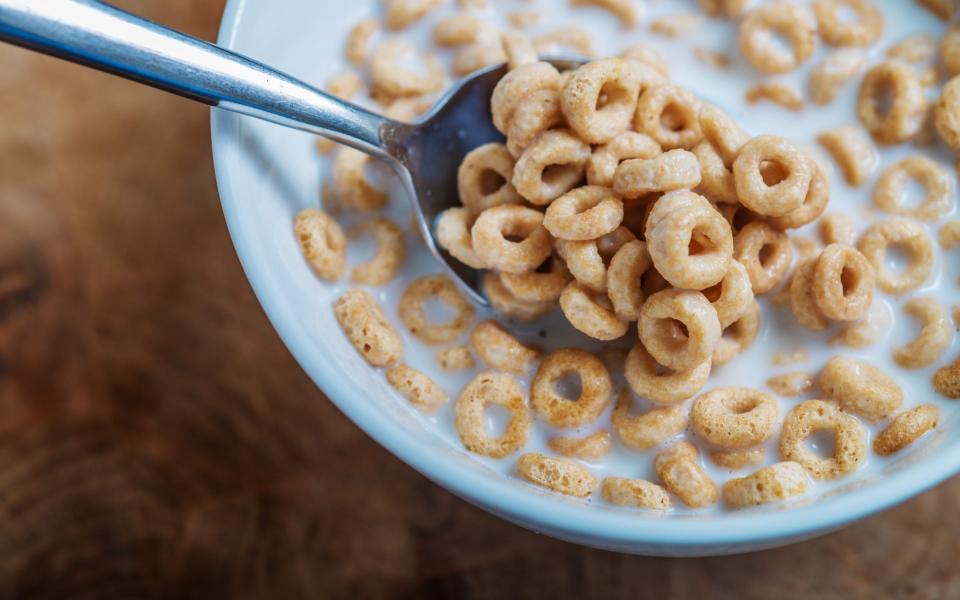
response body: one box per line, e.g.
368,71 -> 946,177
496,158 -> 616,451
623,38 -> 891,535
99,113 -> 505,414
455,371 -> 530,458
820,213 -> 856,246
811,244 -> 874,321
655,442 -> 719,508
516,453 -> 597,497
620,43 -> 670,77
457,143 -> 522,216
691,387 -> 779,449
345,19 -> 379,66
745,82 -> 805,111
857,218 -> 934,295
940,221 -> 960,248
559,282 -> 629,340
483,272 -> 554,321
639,288 -> 721,372
942,24 -> 960,78
739,1 -> 817,74
294,209 -> 346,280
471,205 -> 552,274
780,399 -> 867,479
612,390 -> 689,450
606,240 -> 652,321
921,0 -> 955,21
624,343 -> 710,405
533,26 -> 596,57
935,75 -> 960,151
548,431 -> 613,461
650,13 -> 704,38
893,298 -> 954,369
571,0 -> 638,27
790,258 -> 829,330
384,0 -> 443,30
587,132 -> 661,187
398,275 -> 475,344
768,159 -> 830,230
601,478 -> 672,510
699,105 -> 749,166
712,300 -> 761,366
555,238 -> 608,292
386,364 -> 447,413
612,150 -> 702,199
500,255 -> 572,303
491,62 -> 561,134
813,0 -> 884,47
555,227 -> 637,292
819,356 -> 903,422
512,129 -> 592,205
332,147 -> 388,212
645,191 -> 733,290
808,48 -> 867,105
333,289 -> 404,367
506,89 -> 564,159
816,124 -> 878,188
561,58 -> 644,144
347,218 -> 406,285
711,447 -> 766,470
433,13 -> 487,47
693,141 -> 738,205
702,260 -> 753,328
733,135 -> 812,217
436,207 -> 486,269
634,84 -> 703,150
501,31 -> 539,70
531,348 -> 612,427
857,61 -> 925,144
370,39 -> 443,97
436,346 -> 474,372
544,186 -> 624,241
698,0 -> 751,18
470,320 -> 539,375
733,221 -> 793,295
873,156 -> 952,222
874,405 -> 940,456
723,462 -> 809,508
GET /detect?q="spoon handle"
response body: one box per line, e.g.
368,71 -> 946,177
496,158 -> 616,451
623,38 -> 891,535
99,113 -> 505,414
0,0 -> 392,157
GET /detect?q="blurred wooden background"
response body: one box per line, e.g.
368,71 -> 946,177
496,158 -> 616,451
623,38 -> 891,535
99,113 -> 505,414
0,1 -> 957,598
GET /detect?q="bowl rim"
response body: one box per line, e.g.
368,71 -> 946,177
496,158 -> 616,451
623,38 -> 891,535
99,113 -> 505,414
211,0 -> 960,551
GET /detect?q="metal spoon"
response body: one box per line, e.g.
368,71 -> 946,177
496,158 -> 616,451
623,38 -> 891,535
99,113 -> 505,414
0,0 -> 585,306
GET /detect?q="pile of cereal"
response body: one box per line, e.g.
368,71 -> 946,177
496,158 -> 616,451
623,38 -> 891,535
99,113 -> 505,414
295,0 -> 960,511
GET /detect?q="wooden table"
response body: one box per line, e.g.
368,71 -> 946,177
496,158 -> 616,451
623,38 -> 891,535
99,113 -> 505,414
0,1 -> 956,597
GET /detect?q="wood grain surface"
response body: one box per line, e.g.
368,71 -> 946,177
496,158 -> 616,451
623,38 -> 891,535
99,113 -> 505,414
0,1 -> 957,598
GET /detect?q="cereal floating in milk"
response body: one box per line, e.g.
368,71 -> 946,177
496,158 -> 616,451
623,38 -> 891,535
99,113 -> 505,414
294,0 -> 960,513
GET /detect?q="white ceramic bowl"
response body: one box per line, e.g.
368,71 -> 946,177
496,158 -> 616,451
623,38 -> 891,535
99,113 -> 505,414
211,0 -> 960,555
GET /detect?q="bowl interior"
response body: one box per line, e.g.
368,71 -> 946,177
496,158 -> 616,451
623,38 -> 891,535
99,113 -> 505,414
212,0 -> 960,555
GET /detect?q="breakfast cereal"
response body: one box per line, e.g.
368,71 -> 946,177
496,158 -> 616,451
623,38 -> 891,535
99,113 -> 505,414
456,371 -> 531,458
305,2 -> 960,516
516,452 -> 597,497
548,430 -> 613,460
601,477 -> 673,509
